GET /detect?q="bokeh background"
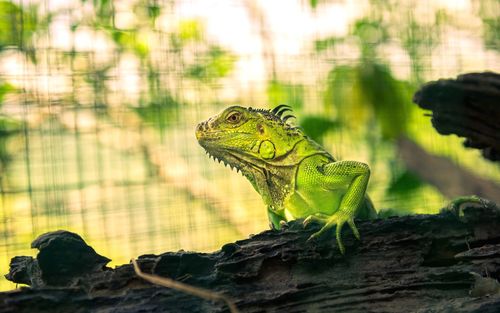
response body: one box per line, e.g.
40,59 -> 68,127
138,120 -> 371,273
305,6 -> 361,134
0,0 -> 499,290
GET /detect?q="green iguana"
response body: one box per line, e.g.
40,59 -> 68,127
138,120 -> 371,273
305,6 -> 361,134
196,105 -> 376,253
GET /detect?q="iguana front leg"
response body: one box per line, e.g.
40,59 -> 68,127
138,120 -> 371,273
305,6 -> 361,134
305,160 -> 370,254
267,206 -> 286,230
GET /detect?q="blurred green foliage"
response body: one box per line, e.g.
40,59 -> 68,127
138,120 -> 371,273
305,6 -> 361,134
70,9 -> 236,123
267,80 -> 304,110
482,18 -> 500,50
170,19 -> 204,51
0,1 -> 39,54
0,81 -> 14,105
387,170 -> 425,197
401,13 -> 443,82
476,0 -> 500,51
300,116 -> 339,144
315,14 -> 411,139
110,29 -> 150,57
311,2 -> 461,210
134,93 -> 180,129
146,2 -> 161,21
314,36 -> 343,53
324,63 -> 412,140
186,46 -> 236,83
0,80 -> 21,172
178,19 -> 204,43
0,1 -> 32,47
166,20 -> 238,84
353,18 -> 389,59
90,0 -> 113,25
357,63 -> 413,139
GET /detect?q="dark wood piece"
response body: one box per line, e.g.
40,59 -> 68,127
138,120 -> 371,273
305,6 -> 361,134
413,72 -> 500,162
2,202 -> 500,313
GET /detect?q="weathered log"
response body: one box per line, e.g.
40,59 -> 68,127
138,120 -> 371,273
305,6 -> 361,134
413,72 -> 500,162
2,202 -> 500,313
4,230 -> 111,288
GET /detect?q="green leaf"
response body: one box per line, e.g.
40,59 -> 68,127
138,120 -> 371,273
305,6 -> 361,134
324,63 -> 414,139
314,37 -> 344,52
0,81 -> 15,106
482,17 -> 500,51
0,116 -> 23,136
110,29 -> 149,58
387,170 -> 424,195
324,65 -> 364,126
93,0 -> 113,24
477,0 -> 500,51
0,1 -> 38,51
267,80 -> 304,110
300,116 -> 339,144
352,18 -> 388,59
352,19 -> 388,45
185,46 -> 236,83
356,63 -> 412,139
179,19 -> 204,43
147,3 -> 161,20
134,94 -> 180,129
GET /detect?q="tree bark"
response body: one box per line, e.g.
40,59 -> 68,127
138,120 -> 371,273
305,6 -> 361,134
2,202 -> 500,313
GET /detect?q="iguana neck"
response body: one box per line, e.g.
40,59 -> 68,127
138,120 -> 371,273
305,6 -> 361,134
250,138 -> 333,209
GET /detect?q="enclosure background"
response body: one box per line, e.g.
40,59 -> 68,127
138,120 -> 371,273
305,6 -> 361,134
0,0 -> 499,290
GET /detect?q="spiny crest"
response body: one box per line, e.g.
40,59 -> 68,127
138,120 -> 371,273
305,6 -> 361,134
248,104 -> 296,127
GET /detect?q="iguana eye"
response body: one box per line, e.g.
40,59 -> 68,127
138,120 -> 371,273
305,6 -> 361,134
226,111 -> 241,124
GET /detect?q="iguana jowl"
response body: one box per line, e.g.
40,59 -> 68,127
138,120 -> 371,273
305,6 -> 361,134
196,105 -> 376,253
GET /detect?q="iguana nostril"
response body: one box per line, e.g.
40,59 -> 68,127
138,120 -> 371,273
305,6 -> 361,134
195,122 -> 208,139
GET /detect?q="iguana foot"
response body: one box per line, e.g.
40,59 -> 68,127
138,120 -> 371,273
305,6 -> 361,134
305,212 -> 360,254
279,220 -> 289,229
443,195 -> 497,219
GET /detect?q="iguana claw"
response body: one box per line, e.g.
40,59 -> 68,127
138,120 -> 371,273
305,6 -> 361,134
303,214 -> 327,228
305,212 -> 360,254
279,220 -> 289,229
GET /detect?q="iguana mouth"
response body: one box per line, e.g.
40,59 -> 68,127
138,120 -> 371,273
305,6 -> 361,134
202,146 -> 265,177
203,149 -> 246,175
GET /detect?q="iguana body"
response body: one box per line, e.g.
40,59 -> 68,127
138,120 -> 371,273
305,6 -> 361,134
196,105 -> 376,253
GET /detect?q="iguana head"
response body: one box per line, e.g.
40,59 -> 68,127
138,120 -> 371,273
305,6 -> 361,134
195,105 -> 307,178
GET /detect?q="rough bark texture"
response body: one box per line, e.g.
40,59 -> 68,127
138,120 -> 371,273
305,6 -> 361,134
413,72 -> 500,162
2,203 -> 500,313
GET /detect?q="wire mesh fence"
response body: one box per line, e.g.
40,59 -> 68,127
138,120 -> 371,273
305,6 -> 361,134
0,0 -> 499,290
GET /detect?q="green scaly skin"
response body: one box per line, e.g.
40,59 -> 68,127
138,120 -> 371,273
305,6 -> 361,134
196,105 -> 376,253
